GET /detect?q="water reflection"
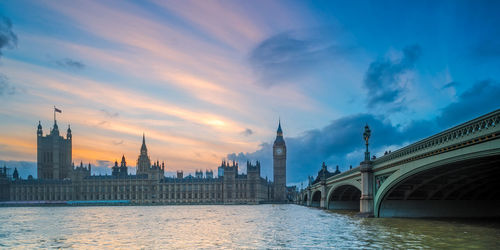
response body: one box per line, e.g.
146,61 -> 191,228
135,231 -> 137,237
0,205 -> 499,248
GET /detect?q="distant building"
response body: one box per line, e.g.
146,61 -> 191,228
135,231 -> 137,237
1,117 -> 289,205
205,170 -> 213,179
312,162 -> 341,185
195,170 -> 203,179
273,120 -> 287,202
218,165 -> 224,177
37,119 -> 72,180
177,170 -> 183,179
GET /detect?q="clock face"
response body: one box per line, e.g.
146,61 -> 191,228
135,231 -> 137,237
275,148 -> 283,155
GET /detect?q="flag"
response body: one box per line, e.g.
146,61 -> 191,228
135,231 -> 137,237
54,107 -> 62,113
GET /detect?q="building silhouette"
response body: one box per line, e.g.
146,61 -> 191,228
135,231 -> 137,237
1,118 -> 289,205
37,119 -> 72,180
273,120 -> 287,202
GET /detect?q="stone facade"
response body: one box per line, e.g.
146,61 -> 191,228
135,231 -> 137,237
1,119 -> 284,205
273,120 -> 287,202
37,120 -> 72,180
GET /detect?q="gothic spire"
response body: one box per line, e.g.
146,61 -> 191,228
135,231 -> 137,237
140,133 -> 148,155
277,118 -> 283,135
274,119 -> 285,144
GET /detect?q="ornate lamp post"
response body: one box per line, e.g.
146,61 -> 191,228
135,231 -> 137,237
363,124 -> 371,162
359,124 -> 374,216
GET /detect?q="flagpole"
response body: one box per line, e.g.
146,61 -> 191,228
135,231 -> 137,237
53,105 -> 56,124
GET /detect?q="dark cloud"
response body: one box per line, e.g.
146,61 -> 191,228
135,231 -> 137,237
437,79 -> 500,128
0,15 -> 17,58
472,33 -> 500,61
0,74 -> 16,95
363,45 -> 421,107
442,81 -> 459,89
249,27 -> 354,86
227,79 -> 498,184
241,128 -> 253,136
56,58 -> 85,70
227,114 -> 433,183
100,109 -> 119,118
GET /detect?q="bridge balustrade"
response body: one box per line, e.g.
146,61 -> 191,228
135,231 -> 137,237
297,109 -> 500,218
373,110 -> 500,169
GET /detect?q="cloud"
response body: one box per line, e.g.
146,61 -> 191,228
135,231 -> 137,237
0,14 -> 17,58
241,128 -> 253,136
227,79 -> 498,184
0,74 -> 16,95
249,28 -> 353,86
100,109 -> 119,118
442,81 -> 459,89
363,45 -> 421,108
55,58 -> 86,70
112,140 -> 124,145
227,113 -> 435,183
437,79 -> 500,128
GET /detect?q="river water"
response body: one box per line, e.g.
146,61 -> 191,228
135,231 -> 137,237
0,204 -> 499,249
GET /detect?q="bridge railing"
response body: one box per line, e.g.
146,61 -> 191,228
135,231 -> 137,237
308,165 -> 361,190
373,109 -> 500,167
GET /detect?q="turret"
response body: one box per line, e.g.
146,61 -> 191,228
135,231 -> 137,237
67,125 -> 72,140
112,160 -> 119,177
51,119 -> 59,136
121,155 -> 126,167
37,121 -> 43,136
13,168 -> 19,180
140,133 -> 147,155
119,155 -> 128,176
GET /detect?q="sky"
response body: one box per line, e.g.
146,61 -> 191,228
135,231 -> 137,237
1,0 -> 499,186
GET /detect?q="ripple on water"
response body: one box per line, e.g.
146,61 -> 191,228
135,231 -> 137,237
0,205 -> 500,248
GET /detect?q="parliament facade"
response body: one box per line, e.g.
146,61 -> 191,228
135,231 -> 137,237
0,117 -> 288,205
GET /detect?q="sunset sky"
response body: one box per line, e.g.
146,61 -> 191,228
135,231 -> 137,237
1,0 -> 499,185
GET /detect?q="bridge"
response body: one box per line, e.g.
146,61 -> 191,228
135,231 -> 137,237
298,109 -> 500,217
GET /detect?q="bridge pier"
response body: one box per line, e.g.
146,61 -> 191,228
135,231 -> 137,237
306,189 -> 311,206
359,160 -> 374,217
320,184 -> 327,208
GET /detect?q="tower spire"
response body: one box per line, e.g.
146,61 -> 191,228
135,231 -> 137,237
277,118 -> 283,136
140,133 -> 148,155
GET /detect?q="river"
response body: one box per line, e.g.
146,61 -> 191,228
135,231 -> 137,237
1,205 -> 499,248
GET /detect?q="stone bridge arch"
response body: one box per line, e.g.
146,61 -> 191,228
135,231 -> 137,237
374,145 -> 500,218
311,190 -> 322,207
326,179 -> 362,210
302,193 -> 308,205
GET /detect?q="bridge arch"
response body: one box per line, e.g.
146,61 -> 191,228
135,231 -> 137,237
302,193 -> 308,205
326,179 -> 362,210
375,147 -> 500,218
311,190 -> 321,207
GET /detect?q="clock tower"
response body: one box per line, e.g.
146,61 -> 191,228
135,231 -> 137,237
273,120 -> 287,202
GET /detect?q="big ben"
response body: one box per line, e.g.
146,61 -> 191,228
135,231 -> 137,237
273,120 -> 286,202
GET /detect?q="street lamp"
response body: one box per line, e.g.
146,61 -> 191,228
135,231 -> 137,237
363,124 -> 371,161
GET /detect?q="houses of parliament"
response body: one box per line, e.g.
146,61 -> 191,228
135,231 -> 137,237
0,115 -> 290,205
